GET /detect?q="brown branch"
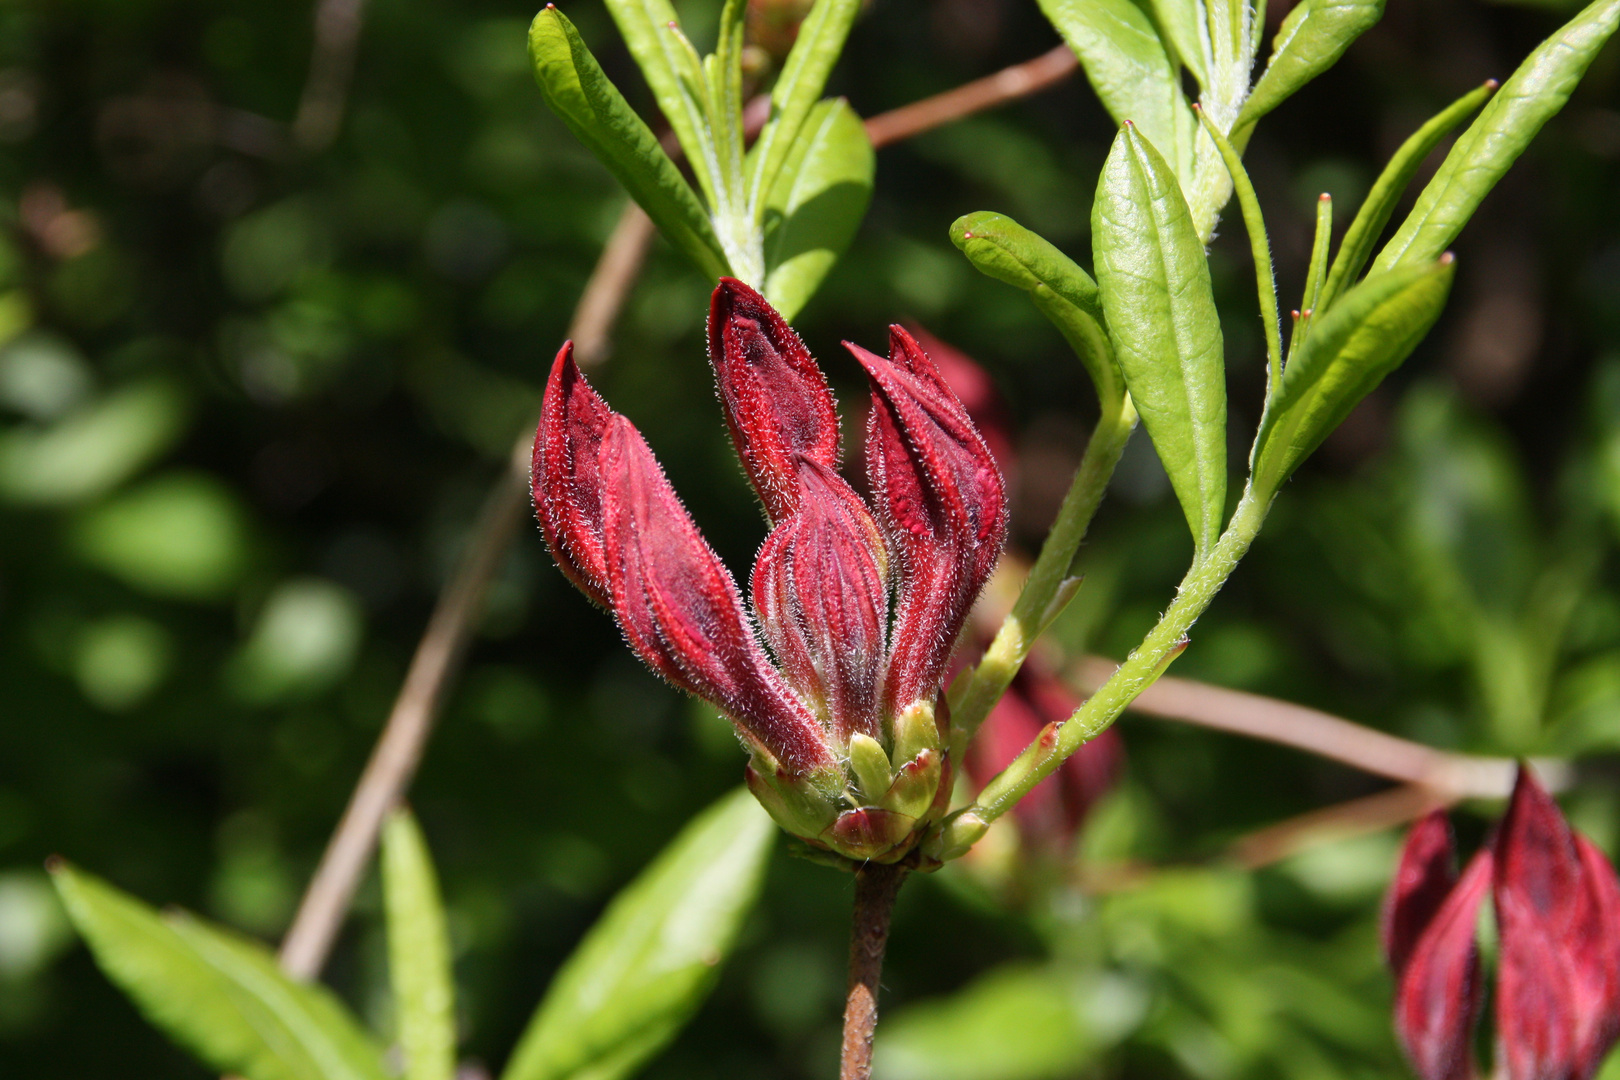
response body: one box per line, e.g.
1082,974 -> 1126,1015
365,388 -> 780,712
841,863 -> 906,1080
1067,656 -> 1570,799
292,0 -> 367,153
1225,783 -> 1449,871
863,44 -> 1077,149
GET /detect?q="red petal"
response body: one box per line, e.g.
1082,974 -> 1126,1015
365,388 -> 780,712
708,278 -> 841,522
1571,835 -> 1620,1080
752,458 -> 888,745
1495,767 -> 1585,1080
598,415 -> 832,774
1394,845 -> 1492,1080
850,327 -> 1008,711
532,342 -> 613,607
1384,810 -> 1460,976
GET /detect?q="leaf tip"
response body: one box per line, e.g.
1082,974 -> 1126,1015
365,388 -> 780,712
1440,252 -> 1456,265
1319,192 -> 1332,203
44,854 -> 65,875
1484,78 -> 1500,91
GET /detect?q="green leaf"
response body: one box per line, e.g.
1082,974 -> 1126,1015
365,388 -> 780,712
746,0 -> 863,219
949,211 -> 1123,409
1373,0 -> 1620,272
760,98 -> 873,322
1092,123 -> 1227,554
596,0 -> 720,208
1251,259 -> 1454,494
1038,0 -> 1196,184
1315,81 -> 1493,313
50,861 -> 389,1080
1235,0 -> 1384,133
500,787 -> 775,1080
528,7 -> 730,280
382,810 -> 456,1080
1148,0 -> 1210,87
873,962 -> 1147,1080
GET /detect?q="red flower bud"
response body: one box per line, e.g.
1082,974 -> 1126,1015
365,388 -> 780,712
850,327 -> 1008,711
751,457 -> 888,744
1495,768 -> 1620,1080
533,342 -> 614,608
708,277 -> 841,522
1385,810 -> 1491,1080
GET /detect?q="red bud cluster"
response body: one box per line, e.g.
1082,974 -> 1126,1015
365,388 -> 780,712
1384,768 -> 1620,1080
533,279 -> 1007,861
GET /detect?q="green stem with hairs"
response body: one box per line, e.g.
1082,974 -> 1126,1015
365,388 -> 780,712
931,483 -> 1271,860
948,393 -> 1139,762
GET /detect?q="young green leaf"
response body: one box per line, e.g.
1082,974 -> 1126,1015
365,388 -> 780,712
1149,0 -> 1211,88
1301,193 -> 1332,316
50,861 -> 389,1080
1093,123 -> 1227,555
500,787 -> 775,1080
382,810 -> 456,1080
760,98 -> 873,323
1251,258 -> 1454,495
1316,81 -> 1493,312
1235,0 -> 1384,134
706,0 -> 749,207
746,0 -> 863,220
1038,0 -> 1197,184
1373,0 -> 1620,272
597,0 -> 720,207
949,210 -> 1123,409
529,7 -> 730,281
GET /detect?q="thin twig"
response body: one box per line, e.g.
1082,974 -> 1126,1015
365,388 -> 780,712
1225,783 -> 1448,870
841,863 -> 906,1080
278,460 -> 528,979
1067,656 -> 1570,799
276,44 -> 1093,980
292,0 -> 367,153
864,44 -> 1077,149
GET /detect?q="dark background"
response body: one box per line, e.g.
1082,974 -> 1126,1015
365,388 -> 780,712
1,0 -> 1618,1075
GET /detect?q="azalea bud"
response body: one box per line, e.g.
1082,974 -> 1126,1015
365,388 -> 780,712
849,327 -> 1007,711
1495,768 -> 1620,1080
1392,843 -> 1492,1080
751,458 -> 887,743
533,342 -> 613,608
709,277 -> 840,522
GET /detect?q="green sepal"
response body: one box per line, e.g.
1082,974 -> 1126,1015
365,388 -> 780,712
1373,0 -> 1620,273
745,758 -> 842,839
760,97 -> 873,322
848,733 -> 896,804
891,699 -> 941,769
1251,258 -> 1455,495
528,7 -> 730,281
951,211 -> 1123,409
879,748 -> 942,822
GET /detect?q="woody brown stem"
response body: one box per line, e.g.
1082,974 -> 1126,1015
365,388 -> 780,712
863,44 -> 1077,149
840,863 -> 906,1080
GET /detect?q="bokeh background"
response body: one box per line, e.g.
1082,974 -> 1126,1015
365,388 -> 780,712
2,0 -> 1618,1075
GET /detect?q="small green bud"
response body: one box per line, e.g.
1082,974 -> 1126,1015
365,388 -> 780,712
847,733 -> 893,804
925,810 -> 990,862
880,748 -> 940,821
745,759 -> 840,839
892,700 -> 940,767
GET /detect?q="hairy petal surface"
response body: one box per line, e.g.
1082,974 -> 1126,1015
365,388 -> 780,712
1495,767 -> 1620,1080
752,458 -> 888,744
1384,809 -> 1461,976
1393,846 -> 1492,1080
708,278 -> 840,522
598,414 -> 832,775
533,342 -> 613,607
851,327 -> 1007,711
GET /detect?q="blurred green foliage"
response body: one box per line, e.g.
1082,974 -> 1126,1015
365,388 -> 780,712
0,0 -> 1617,1077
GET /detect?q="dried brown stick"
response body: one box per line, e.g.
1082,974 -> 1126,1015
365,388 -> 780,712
1225,783 -> 1449,871
293,0 -> 368,153
840,863 -> 906,1080
276,44 -> 1090,980
864,44 -> 1077,149
1067,656 -> 1568,799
